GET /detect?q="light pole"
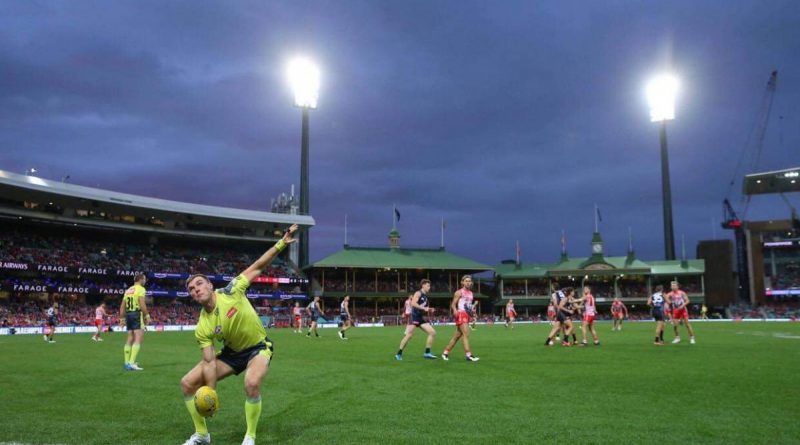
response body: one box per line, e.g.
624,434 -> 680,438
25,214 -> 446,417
647,74 -> 679,260
288,58 -> 320,268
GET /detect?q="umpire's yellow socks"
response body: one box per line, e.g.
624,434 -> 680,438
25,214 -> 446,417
245,396 -> 262,438
184,397 -> 208,435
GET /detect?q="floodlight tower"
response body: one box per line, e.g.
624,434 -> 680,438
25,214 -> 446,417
288,58 -> 320,268
647,74 -> 679,260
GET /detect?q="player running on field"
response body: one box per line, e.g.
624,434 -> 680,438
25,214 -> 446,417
505,299 -> 517,329
179,224 -> 297,445
396,279 -> 437,360
292,302 -> 303,333
667,281 -> 696,344
306,296 -> 322,338
442,275 -> 480,362
338,295 -> 352,340
610,297 -> 628,331
92,302 -> 109,342
574,286 -> 599,346
647,284 -> 667,345
119,274 -> 150,371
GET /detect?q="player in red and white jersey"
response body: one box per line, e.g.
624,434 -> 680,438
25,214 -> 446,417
401,294 -> 413,330
292,302 -> 303,333
610,298 -> 628,331
441,275 -> 480,362
504,299 -> 517,329
574,286 -> 599,346
91,302 -> 108,342
667,281 -> 696,344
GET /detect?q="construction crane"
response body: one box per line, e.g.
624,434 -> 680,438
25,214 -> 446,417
721,70 -> 778,302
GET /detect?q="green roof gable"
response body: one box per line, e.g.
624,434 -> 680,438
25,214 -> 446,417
312,246 -> 493,271
496,256 -> 703,279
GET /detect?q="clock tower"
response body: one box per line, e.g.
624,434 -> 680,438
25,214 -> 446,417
591,232 -> 603,256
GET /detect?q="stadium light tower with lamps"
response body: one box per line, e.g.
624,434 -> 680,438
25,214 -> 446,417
647,74 -> 679,260
288,57 -> 320,268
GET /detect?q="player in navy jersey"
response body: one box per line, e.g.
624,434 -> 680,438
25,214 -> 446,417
44,302 -> 58,343
544,283 -> 574,346
306,296 -> 322,338
396,279 -> 437,360
647,284 -> 667,345
338,295 -> 352,340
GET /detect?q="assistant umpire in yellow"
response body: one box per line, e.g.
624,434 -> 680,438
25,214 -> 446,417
179,224 -> 298,445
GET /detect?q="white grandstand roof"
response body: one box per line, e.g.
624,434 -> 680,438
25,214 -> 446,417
0,169 -> 314,227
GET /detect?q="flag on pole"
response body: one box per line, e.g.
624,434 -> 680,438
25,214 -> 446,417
394,206 -> 401,223
441,218 -> 446,248
594,204 -> 602,232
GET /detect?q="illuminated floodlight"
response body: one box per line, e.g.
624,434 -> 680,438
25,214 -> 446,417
287,58 -> 320,109
646,74 -> 679,122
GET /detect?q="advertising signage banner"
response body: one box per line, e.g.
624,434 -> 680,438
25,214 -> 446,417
1,282 -> 306,299
0,261 -> 307,283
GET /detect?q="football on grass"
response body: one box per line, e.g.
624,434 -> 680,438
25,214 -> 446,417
194,386 -> 219,418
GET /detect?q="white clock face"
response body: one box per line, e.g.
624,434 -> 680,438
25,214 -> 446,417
592,243 -> 603,253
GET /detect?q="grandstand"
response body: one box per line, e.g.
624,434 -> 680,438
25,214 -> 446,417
0,169 -> 314,327
495,231 -> 705,316
309,227 -> 493,324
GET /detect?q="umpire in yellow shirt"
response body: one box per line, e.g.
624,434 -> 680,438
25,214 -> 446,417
179,224 -> 298,445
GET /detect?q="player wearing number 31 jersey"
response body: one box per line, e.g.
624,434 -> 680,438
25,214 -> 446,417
119,274 -> 149,371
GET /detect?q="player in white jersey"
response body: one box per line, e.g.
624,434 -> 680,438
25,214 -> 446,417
92,302 -> 109,341
441,275 -> 480,362
338,295 -> 352,340
667,281 -> 696,344
504,299 -> 517,329
574,286 -> 599,346
402,294 -> 413,329
292,302 -> 303,333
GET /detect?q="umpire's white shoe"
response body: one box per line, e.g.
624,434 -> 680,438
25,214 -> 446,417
128,363 -> 144,371
241,435 -> 255,445
182,432 -> 210,445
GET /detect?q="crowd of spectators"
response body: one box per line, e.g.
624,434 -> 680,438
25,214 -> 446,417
0,225 -> 296,278
318,277 -> 455,294
770,264 -> 800,289
727,302 -> 800,320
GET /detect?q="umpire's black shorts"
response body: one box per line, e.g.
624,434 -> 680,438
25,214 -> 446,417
217,337 -> 274,375
125,311 -> 142,330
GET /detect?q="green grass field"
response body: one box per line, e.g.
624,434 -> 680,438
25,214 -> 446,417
1,321 -> 799,444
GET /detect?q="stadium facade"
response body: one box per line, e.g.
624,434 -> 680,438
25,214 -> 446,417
0,169 -> 312,304
309,228 -> 493,319
495,231 -> 706,307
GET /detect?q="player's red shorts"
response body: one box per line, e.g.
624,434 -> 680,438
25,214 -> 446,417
94,319 -> 103,327
456,311 -> 471,326
507,312 -> 515,319
672,308 -> 688,319
613,312 -> 623,320
294,316 -> 301,324
583,314 -> 595,324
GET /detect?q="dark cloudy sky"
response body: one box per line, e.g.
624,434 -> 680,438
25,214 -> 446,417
2,1 -> 799,265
